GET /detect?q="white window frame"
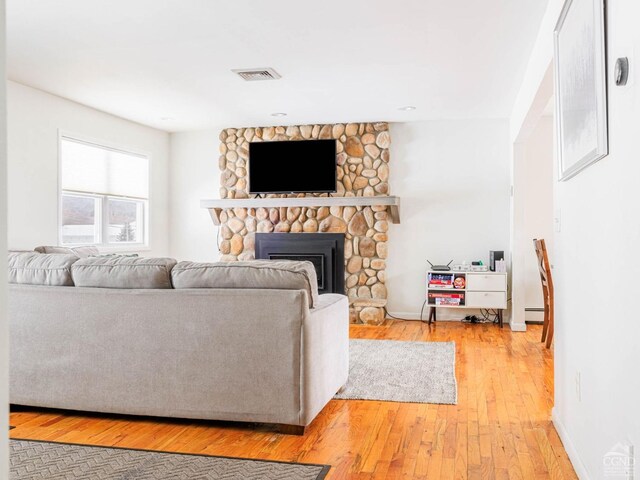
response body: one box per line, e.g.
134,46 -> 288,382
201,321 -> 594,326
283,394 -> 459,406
59,191 -> 102,245
58,131 -> 151,251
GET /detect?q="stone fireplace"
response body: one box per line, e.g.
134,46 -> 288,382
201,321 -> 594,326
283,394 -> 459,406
210,121 -> 393,325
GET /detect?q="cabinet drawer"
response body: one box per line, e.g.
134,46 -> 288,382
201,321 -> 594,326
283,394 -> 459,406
466,274 -> 506,292
466,291 -> 507,309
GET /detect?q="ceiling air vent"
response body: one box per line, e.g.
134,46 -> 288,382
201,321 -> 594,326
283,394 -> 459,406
232,67 -> 282,81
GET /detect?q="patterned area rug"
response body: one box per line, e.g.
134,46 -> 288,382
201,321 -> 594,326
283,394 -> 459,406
335,339 -> 457,404
10,439 -> 329,480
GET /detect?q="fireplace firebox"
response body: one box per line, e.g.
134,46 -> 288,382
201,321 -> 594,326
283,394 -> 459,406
254,233 -> 345,295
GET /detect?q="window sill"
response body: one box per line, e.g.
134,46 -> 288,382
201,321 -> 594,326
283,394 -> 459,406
98,245 -> 151,253
61,244 -> 150,255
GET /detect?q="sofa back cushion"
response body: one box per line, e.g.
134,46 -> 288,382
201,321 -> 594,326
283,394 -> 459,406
171,260 -> 319,308
72,257 -> 177,289
34,245 -> 99,258
8,252 -> 78,286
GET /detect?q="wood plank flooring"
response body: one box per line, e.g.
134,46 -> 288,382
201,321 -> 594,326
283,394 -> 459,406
9,321 -> 577,479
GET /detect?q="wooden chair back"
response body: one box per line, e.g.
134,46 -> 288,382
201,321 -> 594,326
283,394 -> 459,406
533,238 -> 554,348
533,239 -> 553,292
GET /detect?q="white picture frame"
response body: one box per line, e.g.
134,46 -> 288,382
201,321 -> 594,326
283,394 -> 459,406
554,0 -> 608,181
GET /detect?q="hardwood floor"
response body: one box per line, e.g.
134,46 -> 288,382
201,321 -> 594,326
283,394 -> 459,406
9,321 -> 576,479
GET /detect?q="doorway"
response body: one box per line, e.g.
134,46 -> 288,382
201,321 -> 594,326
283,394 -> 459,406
509,64 -> 555,331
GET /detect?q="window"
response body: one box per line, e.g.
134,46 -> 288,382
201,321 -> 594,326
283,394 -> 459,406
60,136 -> 149,246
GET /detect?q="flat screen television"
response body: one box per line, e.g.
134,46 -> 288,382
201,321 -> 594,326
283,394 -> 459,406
248,139 -> 337,194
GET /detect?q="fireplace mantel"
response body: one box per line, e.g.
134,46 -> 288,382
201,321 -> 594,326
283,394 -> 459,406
201,196 -> 401,225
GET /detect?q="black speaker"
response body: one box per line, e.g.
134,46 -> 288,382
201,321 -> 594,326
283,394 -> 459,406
490,251 -> 504,272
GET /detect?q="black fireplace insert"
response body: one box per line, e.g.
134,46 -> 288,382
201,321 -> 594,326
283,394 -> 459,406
254,233 -> 345,295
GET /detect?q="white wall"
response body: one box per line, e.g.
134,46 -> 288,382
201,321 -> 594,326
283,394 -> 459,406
7,81 -> 171,256
510,1 -> 564,143
520,115 -> 554,315
0,0 -> 8,476
388,120 -> 511,319
511,0 -> 640,477
553,1 -> 640,473
168,130 -> 221,262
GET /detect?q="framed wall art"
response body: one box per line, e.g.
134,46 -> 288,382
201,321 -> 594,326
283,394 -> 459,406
554,0 -> 608,181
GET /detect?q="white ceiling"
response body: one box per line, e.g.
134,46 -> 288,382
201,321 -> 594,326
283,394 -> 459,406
8,0 -> 548,132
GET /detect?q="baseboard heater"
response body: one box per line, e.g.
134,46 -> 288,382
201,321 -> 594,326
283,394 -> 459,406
525,307 -> 544,324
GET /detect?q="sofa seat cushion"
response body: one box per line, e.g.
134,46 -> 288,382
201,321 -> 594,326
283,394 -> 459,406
34,245 -> 100,258
172,260 -> 319,308
72,257 -> 177,289
8,252 -> 78,286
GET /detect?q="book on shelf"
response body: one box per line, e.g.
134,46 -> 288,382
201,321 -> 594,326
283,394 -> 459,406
428,283 -> 454,289
428,292 -> 464,299
427,273 -> 454,288
435,297 -> 462,306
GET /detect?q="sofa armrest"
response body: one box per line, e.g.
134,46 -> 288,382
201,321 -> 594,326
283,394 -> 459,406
300,294 -> 350,426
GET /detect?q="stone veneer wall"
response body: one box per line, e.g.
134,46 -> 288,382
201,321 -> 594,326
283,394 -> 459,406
217,122 -> 391,324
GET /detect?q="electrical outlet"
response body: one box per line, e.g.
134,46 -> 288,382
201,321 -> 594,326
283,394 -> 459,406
575,371 -> 581,402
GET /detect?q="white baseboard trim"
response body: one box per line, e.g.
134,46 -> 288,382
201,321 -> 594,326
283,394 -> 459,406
552,408 -> 591,480
385,311 -> 459,321
385,311 -> 425,321
388,310 -> 529,331
386,309 -> 499,322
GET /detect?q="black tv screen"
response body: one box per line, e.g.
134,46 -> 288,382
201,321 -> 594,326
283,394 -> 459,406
248,139 -> 337,194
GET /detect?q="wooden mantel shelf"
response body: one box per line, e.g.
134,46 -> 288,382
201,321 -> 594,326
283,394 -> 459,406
201,196 -> 401,225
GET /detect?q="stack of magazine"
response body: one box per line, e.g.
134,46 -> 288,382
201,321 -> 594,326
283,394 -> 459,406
428,292 -> 465,306
428,273 -> 464,306
427,273 -> 454,289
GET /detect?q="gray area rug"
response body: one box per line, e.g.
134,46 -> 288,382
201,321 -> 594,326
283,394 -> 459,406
10,439 -> 329,480
335,339 -> 457,404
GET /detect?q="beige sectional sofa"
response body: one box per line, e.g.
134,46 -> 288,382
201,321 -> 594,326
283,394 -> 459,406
8,252 -> 349,434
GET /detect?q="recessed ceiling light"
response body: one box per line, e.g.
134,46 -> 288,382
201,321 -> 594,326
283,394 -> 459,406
271,112 -> 287,117
398,106 -> 416,111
